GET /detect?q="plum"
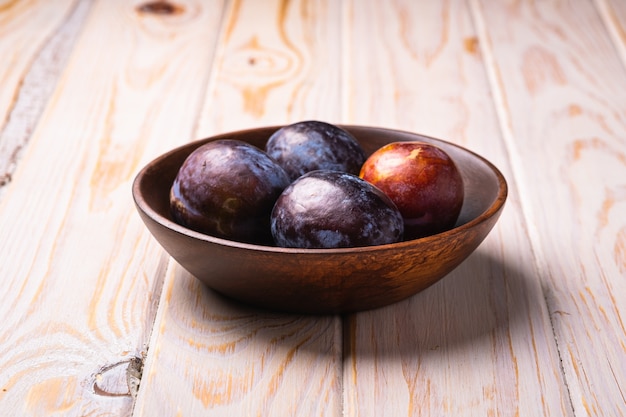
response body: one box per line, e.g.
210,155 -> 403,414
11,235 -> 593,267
170,139 -> 290,244
265,121 -> 366,181
360,141 -> 464,239
271,170 -> 404,248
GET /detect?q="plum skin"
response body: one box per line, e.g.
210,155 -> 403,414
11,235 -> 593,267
265,120 -> 366,181
170,139 -> 291,244
271,170 -> 404,249
360,141 -> 464,239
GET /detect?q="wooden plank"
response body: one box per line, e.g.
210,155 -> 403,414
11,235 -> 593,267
195,0 -> 346,137
0,0 -> 225,415
135,266 -> 342,416
133,0 -> 345,415
0,0 -> 87,190
342,0 -> 572,415
472,0 -> 626,415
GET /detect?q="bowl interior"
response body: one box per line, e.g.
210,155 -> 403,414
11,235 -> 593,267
133,125 -> 507,313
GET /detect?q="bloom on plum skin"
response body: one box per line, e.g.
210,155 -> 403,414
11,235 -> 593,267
169,139 -> 290,245
266,120 -> 366,181
271,170 -> 404,249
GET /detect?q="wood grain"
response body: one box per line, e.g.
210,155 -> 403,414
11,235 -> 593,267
473,0 -> 626,415
135,266 -> 342,416
133,0 -> 345,415
343,0 -> 571,415
0,0 -> 225,414
195,0 -> 344,136
0,0 -> 86,190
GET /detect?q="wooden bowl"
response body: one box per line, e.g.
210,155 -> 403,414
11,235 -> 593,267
132,125 -> 507,314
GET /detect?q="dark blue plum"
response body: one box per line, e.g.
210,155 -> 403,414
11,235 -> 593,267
271,170 -> 404,248
170,140 -> 290,244
265,121 -> 366,181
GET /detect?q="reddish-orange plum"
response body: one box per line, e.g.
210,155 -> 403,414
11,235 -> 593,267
360,141 -> 464,239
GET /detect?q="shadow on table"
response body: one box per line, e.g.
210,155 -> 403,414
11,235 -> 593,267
182,247 -> 545,361
343,249 -> 547,359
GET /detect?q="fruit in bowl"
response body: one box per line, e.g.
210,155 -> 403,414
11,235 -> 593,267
271,170 -> 404,249
360,141 -> 464,239
169,122 -> 465,248
169,139 -> 290,245
265,120 -> 366,181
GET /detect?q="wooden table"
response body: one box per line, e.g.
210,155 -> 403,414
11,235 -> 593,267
1,0 -> 625,415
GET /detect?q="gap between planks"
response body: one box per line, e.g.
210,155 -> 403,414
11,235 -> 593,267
466,0 -> 577,414
594,0 -> 626,71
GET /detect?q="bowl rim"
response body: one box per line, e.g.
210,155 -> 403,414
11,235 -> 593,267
132,124 -> 508,254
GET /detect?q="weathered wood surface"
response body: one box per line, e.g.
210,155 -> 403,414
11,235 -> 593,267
0,0 -> 87,191
0,0 -> 625,416
343,1 -> 570,416
0,0 -> 226,415
474,0 -> 626,415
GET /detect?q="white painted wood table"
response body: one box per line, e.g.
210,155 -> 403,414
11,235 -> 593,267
1,0 -> 625,415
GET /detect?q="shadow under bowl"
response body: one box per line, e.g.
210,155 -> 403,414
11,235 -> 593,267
132,125 -> 507,314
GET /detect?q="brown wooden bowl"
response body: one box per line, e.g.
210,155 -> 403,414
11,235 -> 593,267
132,125 -> 507,314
